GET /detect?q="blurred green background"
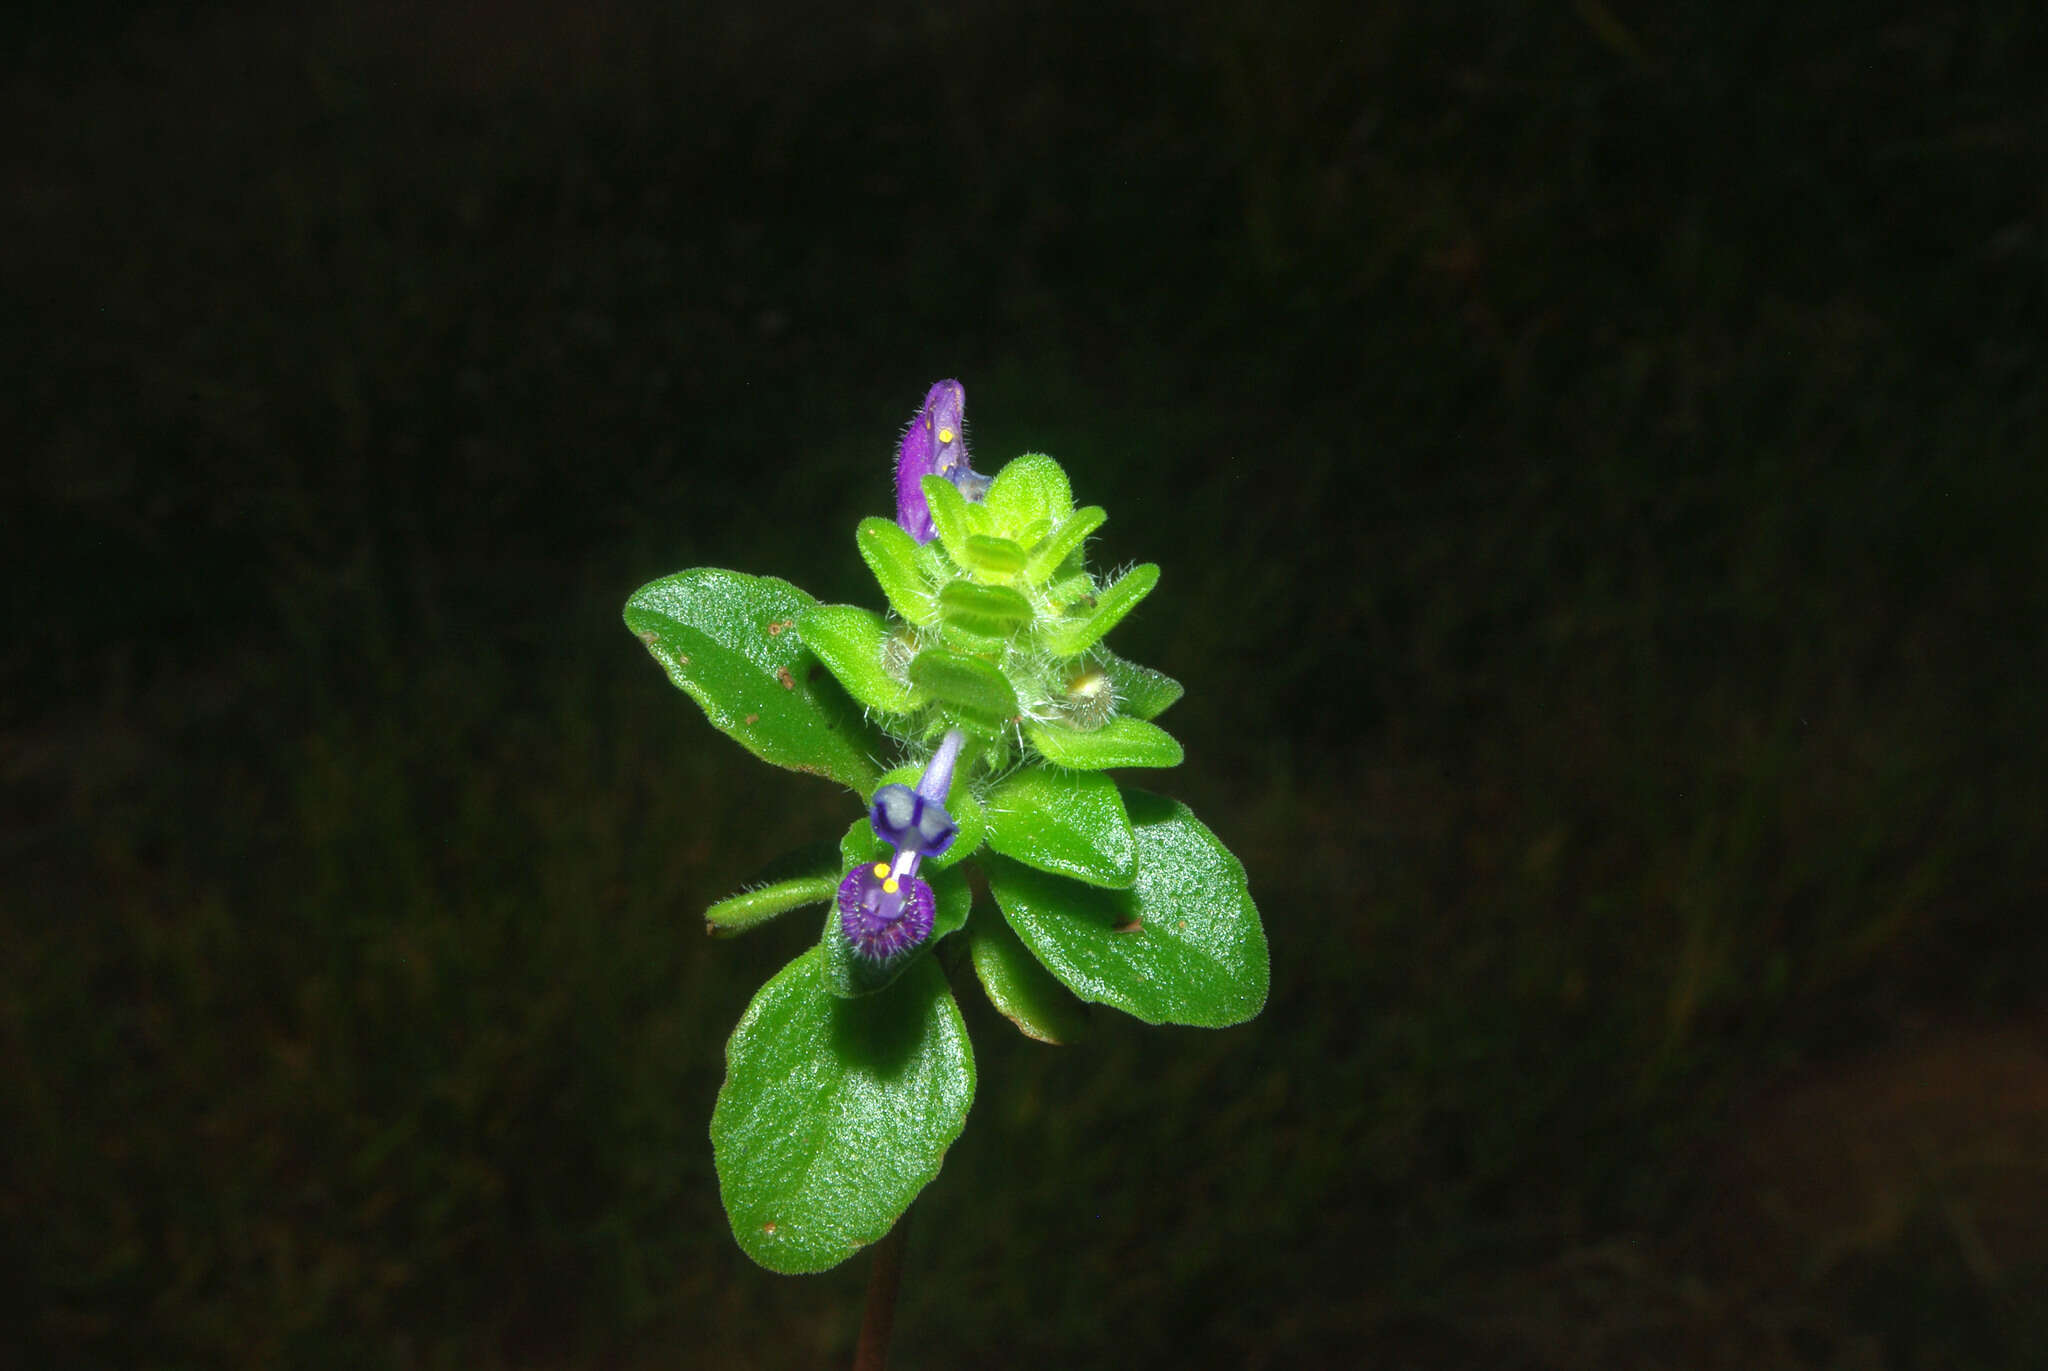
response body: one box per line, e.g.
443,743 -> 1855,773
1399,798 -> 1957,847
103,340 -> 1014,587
6,1 -> 2045,1366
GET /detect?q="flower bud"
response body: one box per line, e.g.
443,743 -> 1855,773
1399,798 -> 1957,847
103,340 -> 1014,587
894,380 -> 987,542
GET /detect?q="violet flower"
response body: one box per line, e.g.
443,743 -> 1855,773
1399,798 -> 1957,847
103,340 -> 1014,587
837,729 -> 966,961
894,380 -> 992,543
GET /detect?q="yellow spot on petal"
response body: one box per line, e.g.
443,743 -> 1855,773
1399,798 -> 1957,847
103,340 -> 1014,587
937,427 -> 955,444
871,862 -> 889,879
882,878 -> 899,894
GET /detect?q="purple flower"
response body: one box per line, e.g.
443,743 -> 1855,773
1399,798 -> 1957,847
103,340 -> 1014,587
894,380 -> 992,543
837,729 -> 966,961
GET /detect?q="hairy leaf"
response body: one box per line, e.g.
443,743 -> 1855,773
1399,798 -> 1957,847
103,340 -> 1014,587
983,766 -> 1137,888
969,918 -> 1091,1044
712,949 -> 975,1273
798,603 -> 922,715
986,791 -> 1267,1027
1024,715 -> 1183,770
624,569 -> 880,791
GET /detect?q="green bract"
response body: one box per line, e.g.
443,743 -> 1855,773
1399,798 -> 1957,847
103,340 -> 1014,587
626,442 -> 1266,1275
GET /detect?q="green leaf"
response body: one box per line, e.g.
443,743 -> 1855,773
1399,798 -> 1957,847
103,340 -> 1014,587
960,534 -> 1027,578
1025,505 -> 1106,584
705,877 -> 842,936
969,918 -> 1090,1044
819,865 -> 971,998
1042,562 -> 1160,656
921,473 -> 981,566
937,580 -> 1034,640
915,537 -> 951,582
1097,651 -> 1184,720
838,816 -> 878,876
712,948 -> 975,1273
982,453 -> 1073,535
624,569 -> 881,792
986,791 -> 1267,1028
1024,715 -> 1183,770
704,839 -> 844,937
1044,569 -> 1096,609
983,766 -> 1137,888
797,604 -> 921,715
908,647 -> 1019,725
1012,516 -> 1053,552
856,518 -> 938,625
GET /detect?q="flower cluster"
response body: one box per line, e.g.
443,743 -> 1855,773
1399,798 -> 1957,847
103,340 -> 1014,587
827,379 -> 1179,962
829,379 -> 999,964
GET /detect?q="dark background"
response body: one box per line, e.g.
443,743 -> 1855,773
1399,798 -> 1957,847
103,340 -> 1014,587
7,1 -> 2046,1367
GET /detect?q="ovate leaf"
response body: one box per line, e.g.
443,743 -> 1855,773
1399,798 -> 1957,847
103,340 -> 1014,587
970,917 -> 1090,1044
797,604 -> 921,715
960,534 -> 1027,578
986,791 -> 1267,1027
938,580 -> 1034,641
625,569 -> 880,792
1024,715 -> 1183,770
908,647 -> 1019,725
982,453 -> 1073,536
983,766 -> 1137,888
712,948 -> 975,1274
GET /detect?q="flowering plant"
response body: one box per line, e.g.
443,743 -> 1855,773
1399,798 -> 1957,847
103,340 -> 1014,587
625,381 -> 1268,1278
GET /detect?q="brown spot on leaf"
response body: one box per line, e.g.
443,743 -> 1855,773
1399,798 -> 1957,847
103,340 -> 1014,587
744,713 -> 759,726
1175,920 -> 1187,932
1113,916 -> 1144,934
761,1221 -> 777,1235
766,618 -> 796,636
777,667 -> 796,690
636,630 -> 658,646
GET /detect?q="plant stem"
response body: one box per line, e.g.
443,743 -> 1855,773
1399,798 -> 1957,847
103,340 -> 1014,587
852,1209 -> 910,1371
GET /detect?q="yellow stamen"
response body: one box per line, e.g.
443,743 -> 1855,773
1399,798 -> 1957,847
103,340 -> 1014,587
871,862 -> 889,878
882,878 -> 899,894
937,427 -> 955,444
